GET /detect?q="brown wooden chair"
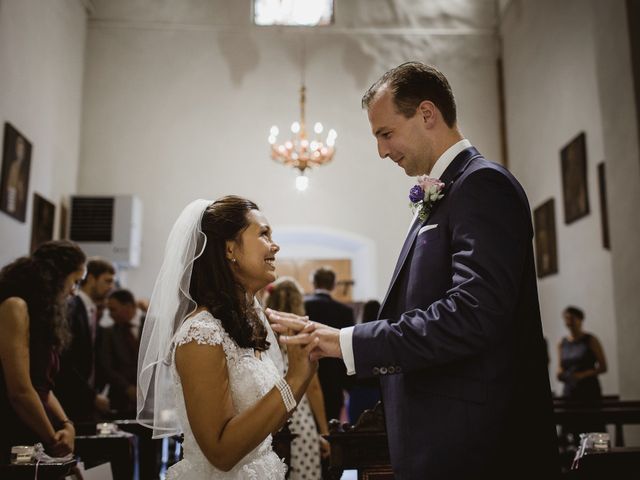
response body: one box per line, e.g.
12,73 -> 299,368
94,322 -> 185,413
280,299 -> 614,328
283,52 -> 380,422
326,402 -> 394,480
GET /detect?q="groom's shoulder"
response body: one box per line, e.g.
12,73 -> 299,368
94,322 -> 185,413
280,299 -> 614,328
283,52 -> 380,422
459,155 -> 523,191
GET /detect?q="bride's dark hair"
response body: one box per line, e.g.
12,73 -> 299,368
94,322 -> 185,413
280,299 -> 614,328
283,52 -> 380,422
189,195 -> 269,351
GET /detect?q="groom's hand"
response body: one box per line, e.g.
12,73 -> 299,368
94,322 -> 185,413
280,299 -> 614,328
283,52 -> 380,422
266,309 -> 342,360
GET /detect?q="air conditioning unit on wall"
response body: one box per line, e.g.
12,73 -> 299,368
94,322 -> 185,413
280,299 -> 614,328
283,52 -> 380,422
69,195 -> 142,268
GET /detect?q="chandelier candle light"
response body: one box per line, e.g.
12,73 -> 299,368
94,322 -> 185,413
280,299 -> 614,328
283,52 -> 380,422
269,85 -> 337,191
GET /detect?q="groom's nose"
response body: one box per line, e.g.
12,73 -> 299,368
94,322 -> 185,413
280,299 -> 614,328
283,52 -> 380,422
377,140 -> 390,159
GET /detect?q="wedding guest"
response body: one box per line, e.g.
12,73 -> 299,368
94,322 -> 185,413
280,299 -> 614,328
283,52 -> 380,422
55,257 -> 115,421
304,267 -> 354,421
98,289 -> 142,418
557,306 -> 607,439
0,241 -> 85,462
266,277 -> 330,480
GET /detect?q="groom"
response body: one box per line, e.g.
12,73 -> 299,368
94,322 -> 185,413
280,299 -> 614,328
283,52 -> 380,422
269,62 -> 559,479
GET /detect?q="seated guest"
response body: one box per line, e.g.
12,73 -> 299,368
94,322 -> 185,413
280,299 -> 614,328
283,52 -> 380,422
0,241 -> 86,462
55,257 -> 115,422
304,267 -> 355,422
347,300 -> 382,423
98,289 -> 142,418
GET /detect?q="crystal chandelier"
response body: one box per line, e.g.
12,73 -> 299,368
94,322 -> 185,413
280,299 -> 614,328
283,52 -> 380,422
269,85 -> 337,191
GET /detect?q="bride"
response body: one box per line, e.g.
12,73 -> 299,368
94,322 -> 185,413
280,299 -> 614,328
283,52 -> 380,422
137,196 -> 318,479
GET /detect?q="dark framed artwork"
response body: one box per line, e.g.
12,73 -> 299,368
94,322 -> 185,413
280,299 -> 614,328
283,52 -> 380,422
560,132 -> 590,224
0,123 -> 33,222
533,198 -> 558,278
59,200 -> 68,240
30,193 -> 55,253
597,162 -> 610,250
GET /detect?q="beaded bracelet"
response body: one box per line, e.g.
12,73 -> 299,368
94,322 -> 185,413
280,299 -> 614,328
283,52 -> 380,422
275,378 -> 297,413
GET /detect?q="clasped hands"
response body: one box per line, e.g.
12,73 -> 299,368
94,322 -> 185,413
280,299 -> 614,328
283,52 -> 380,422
265,309 -> 342,361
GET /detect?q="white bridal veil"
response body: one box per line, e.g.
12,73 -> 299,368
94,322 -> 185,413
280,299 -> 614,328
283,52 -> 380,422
136,199 -> 210,438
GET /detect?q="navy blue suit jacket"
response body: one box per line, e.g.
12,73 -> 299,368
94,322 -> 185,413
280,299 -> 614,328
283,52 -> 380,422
305,293 -> 354,420
97,323 -> 140,416
353,148 -> 558,479
55,295 -> 101,421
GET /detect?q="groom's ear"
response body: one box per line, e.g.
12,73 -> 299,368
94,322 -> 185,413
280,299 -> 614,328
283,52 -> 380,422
418,101 -> 437,128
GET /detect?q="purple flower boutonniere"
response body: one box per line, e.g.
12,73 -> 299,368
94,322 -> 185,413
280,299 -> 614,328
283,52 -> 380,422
409,176 -> 445,221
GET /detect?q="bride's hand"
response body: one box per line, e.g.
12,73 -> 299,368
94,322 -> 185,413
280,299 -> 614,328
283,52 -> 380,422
266,308 -> 312,334
283,323 -> 318,383
267,308 -> 342,361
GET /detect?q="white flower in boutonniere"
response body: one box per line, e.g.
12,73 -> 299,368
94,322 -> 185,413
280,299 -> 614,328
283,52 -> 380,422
408,176 -> 445,222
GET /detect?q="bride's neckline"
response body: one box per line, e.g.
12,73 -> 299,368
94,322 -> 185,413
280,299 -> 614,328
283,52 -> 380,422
188,307 -> 265,360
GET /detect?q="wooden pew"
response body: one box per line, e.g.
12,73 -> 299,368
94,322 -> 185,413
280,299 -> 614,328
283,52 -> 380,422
568,447 -> 640,478
324,398 -> 640,479
554,399 -> 640,447
326,402 -> 393,480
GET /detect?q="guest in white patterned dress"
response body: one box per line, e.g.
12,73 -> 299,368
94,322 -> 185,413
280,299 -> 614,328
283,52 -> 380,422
137,196 -> 319,479
266,277 -> 331,480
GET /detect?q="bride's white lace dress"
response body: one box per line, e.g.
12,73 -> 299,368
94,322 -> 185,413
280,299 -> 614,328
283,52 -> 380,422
166,310 -> 287,479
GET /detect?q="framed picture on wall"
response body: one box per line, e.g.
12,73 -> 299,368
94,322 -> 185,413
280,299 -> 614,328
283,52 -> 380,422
533,198 -> 558,278
30,193 -> 55,252
597,162 -> 610,250
0,123 -> 33,222
59,200 -> 68,239
560,132 -> 590,224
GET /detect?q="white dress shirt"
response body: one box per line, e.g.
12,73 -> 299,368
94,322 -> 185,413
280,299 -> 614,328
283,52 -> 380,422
339,139 -> 472,375
77,289 -> 97,337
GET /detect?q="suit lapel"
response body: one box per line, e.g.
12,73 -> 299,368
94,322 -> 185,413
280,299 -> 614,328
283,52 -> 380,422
378,215 -> 422,315
378,147 -> 483,318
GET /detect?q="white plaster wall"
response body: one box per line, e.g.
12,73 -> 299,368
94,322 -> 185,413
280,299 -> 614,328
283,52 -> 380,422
592,0 -> 640,442
0,0 -> 87,264
500,0 -> 619,395
78,1 -> 502,302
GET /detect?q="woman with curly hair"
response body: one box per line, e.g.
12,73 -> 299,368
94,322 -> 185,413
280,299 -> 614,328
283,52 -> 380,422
0,240 -> 86,462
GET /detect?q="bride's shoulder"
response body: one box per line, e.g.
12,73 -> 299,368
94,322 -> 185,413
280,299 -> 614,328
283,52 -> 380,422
175,309 -> 228,347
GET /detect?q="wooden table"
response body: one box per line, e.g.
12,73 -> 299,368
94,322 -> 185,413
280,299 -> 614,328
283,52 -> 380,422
75,432 -> 137,480
0,458 -> 77,480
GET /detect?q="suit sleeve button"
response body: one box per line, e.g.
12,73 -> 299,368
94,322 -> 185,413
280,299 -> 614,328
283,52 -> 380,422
388,366 -> 395,374
380,367 -> 388,374
372,367 -> 380,375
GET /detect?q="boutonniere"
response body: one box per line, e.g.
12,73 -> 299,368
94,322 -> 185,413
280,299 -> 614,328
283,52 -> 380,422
409,176 -> 445,221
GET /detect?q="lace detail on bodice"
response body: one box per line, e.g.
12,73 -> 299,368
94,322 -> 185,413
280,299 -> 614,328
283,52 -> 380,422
168,311 -> 286,479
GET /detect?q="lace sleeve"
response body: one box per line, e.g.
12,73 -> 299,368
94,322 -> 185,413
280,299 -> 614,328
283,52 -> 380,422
174,312 -> 226,348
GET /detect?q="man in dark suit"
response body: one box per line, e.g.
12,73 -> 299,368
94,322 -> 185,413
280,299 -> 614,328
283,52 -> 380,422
99,289 -> 142,418
55,257 -> 115,422
270,62 -> 558,479
304,267 -> 354,422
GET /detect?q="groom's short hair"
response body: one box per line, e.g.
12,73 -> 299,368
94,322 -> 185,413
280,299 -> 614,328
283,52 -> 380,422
361,61 -> 457,128
312,267 -> 336,290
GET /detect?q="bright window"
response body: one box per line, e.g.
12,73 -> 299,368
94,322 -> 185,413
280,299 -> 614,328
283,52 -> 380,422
253,0 -> 334,26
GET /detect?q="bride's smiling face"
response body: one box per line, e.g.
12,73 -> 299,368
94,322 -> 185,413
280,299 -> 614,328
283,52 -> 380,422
226,209 -> 280,296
